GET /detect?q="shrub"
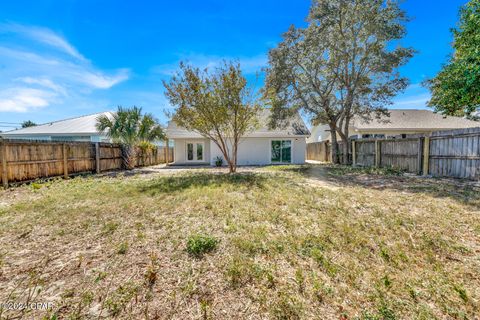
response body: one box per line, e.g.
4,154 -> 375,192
215,156 -> 223,167
186,234 -> 219,257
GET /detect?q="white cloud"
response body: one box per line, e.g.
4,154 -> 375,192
0,22 -> 86,61
152,53 -> 268,76
0,87 -> 57,112
0,23 -> 129,113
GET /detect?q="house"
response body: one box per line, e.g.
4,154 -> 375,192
166,108 -> 310,166
0,112 -> 113,142
308,109 -> 480,142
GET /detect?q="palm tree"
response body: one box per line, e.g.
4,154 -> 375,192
96,106 -> 166,169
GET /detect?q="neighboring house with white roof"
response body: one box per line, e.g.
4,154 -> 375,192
308,109 -> 480,142
166,108 -> 310,166
0,112 -> 113,142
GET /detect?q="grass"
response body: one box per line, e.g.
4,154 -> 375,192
0,164 -> 479,319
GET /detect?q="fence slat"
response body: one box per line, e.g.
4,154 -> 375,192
1,139 -> 8,188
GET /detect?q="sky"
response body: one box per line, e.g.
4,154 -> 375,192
0,0 -> 469,131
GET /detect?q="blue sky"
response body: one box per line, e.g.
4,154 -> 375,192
0,0 -> 468,130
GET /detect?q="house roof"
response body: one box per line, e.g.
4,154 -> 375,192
166,108 -> 310,139
352,109 -> 479,132
1,111 -> 113,136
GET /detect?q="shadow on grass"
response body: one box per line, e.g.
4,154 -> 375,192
273,164 -> 480,207
139,172 -> 268,194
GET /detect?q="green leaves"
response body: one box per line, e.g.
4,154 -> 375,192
427,0 -> 480,118
96,106 -> 165,146
163,61 -> 259,172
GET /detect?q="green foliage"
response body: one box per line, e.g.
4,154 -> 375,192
21,120 -> 37,128
214,156 -> 223,167
426,0 -> 480,118
164,61 -> 259,172
96,106 -> 165,169
264,0 -> 414,163
117,241 -> 128,254
186,234 -> 219,257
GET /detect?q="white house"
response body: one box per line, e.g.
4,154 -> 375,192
0,112 -> 113,142
166,109 -> 310,166
308,109 -> 480,142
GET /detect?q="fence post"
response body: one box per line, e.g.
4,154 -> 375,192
165,139 -> 170,165
417,137 -> 424,175
62,143 -> 69,179
1,139 -> 8,189
422,137 -> 430,176
95,142 -> 101,174
352,140 -> 356,166
374,140 -> 381,167
325,140 -> 330,162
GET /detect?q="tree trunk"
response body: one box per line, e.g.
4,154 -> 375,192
329,122 -> 340,164
121,144 -> 137,170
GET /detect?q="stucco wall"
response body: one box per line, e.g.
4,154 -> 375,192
172,137 -> 306,165
210,137 -> 306,166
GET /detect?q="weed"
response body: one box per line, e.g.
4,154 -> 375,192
186,234 -> 219,257
116,241 -> 128,255
271,291 -> 303,320
453,285 -> 468,303
104,281 -> 139,317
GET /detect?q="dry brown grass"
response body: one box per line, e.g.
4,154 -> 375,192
0,164 -> 479,319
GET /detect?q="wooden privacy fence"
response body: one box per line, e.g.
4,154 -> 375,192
306,141 -> 330,162
307,127 -> 480,180
0,139 -> 174,187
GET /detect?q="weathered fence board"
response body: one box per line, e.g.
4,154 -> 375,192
306,127 -> 480,180
0,139 -> 174,186
306,142 -> 330,162
428,127 -> 480,179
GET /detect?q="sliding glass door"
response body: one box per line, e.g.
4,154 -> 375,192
271,140 -> 291,163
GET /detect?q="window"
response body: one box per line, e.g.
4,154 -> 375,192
271,140 -> 291,163
186,142 -> 204,161
401,134 -> 407,139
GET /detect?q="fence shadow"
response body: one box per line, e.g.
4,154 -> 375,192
139,172 -> 267,194
284,164 -> 480,207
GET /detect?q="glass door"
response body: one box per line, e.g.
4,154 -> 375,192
271,140 -> 291,163
186,142 -> 204,162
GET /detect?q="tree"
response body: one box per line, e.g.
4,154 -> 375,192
265,0 -> 414,163
21,120 -> 37,128
426,0 -> 480,118
163,61 -> 259,173
96,106 -> 165,170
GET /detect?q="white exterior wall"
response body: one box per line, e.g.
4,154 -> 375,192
209,137 -> 306,166
173,138 -> 211,164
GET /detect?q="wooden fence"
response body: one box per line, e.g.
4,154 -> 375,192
307,127 -> 480,180
306,141 -> 330,162
0,139 -> 174,187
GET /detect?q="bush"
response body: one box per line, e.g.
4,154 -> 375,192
186,234 -> 219,257
215,156 -> 223,167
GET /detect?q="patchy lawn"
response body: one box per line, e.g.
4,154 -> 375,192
0,164 -> 479,319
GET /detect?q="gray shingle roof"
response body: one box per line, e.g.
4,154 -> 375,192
354,109 -> 479,131
166,108 -> 310,139
1,111 -> 113,136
